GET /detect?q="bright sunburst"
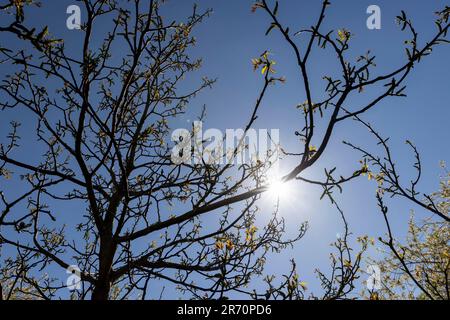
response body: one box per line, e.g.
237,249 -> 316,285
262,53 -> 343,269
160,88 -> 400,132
266,178 -> 291,200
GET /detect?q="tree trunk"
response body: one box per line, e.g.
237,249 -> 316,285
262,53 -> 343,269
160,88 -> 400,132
91,230 -> 115,300
91,281 -> 111,300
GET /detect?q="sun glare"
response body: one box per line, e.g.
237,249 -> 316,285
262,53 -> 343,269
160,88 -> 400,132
267,178 -> 291,200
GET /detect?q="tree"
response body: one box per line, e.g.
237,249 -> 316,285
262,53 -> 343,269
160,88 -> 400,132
376,205 -> 449,299
348,118 -> 450,299
346,114 -> 449,299
0,0 -> 448,300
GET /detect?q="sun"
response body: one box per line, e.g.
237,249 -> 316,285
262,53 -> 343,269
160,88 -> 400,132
266,178 -> 291,200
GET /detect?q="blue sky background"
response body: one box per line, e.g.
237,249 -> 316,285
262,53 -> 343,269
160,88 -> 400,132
0,0 -> 449,298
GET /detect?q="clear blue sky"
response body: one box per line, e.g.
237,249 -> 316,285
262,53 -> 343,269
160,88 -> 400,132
1,0 -> 449,298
